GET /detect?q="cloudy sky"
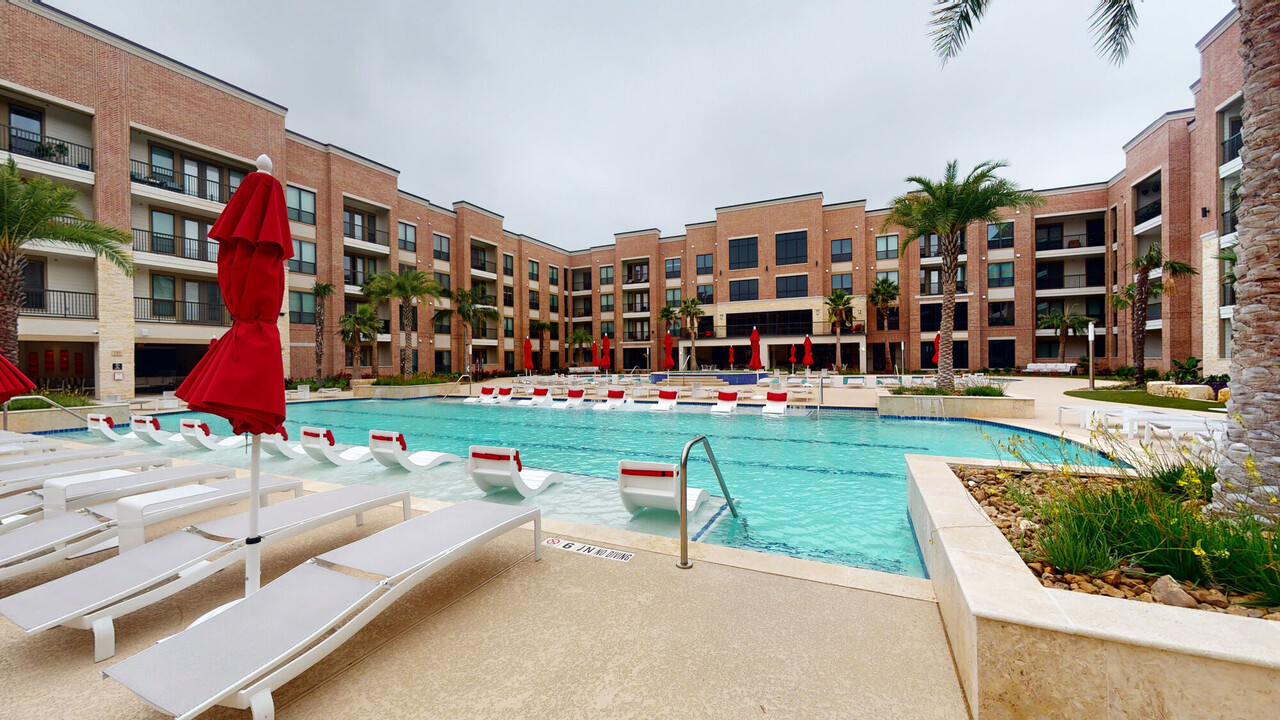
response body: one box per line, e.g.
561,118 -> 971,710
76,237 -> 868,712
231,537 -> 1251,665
54,0 -> 1234,249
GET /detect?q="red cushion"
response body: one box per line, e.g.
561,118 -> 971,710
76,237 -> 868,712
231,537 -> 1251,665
499,387 -> 513,395
397,433 -> 407,451
608,389 -> 625,399
568,389 -> 584,398
767,391 -> 788,402
621,467 -> 674,477
534,388 -> 549,396
481,387 -> 495,395
473,450 -> 520,471
324,429 -> 335,446
514,449 -> 523,471
198,422 -> 211,437
150,418 -> 160,430
103,416 -> 114,429
659,390 -> 678,400
718,391 -> 737,402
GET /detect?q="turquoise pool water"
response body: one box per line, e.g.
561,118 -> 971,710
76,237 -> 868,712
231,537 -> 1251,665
83,399 -> 1106,578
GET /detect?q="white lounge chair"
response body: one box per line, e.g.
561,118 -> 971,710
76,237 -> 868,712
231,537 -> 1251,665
0,446 -> 121,472
1056,405 -> 1111,429
130,416 -> 182,444
1145,418 -> 1227,443
1095,409 -> 1181,438
299,426 -> 374,465
0,483 -> 409,661
592,388 -> 627,411
517,387 -> 552,407
284,384 -> 310,400
617,460 -> 708,516
654,389 -> 679,411
104,500 -> 539,720
0,452 -> 171,498
87,414 -> 134,442
368,430 -> 461,471
762,390 -> 788,415
468,445 -> 563,498
710,390 -> 738,414
260,429 -> 305,459
553,388 -> 586,409
0,439 -> 58,456
179,419 -> 248,450
493,386 -> 515,405
465,386 -> 496,404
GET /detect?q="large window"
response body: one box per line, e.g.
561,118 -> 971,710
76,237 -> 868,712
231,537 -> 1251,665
696,284 -> 713,304
728,237 -> 758,270
988,339 -> 1016,369
729,279 -> 758,302
288,291 -> 315,324
528,290 -> 540,310
433,272 -> 450,291
600,265 -> 614,285
665,258 -> 681,278
775,231 -> 808,266
921,302 -> 968,332
432,233 -> 449,261
776,274 -> 808,298
502,254 -> 514,276
832,273 -> 852,293
875,234 -> 898,260
549,294 -> 559,313
988,301 -> 1015,326
921,266 -> 966,295
397,222 -> 416,251
696,253 -> 713,275
830,238 -> 852,263
600,293 -> 614,312
920,231 -> 965,257
1035,224 -> 1064,251
434,350 -> 451,371
434,313 -> 451,334
666,288 -> 681,307
528,260 -> 539,281
549,266 -> 558,286
289,239 -> 316,275
503,286 -> 514,307
600,320 -> 614,337
988,262 -> 1014,288
285,186 -> 315,224
987,221 -> 1013,249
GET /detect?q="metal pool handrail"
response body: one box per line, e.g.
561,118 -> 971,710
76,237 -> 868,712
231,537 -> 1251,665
677,435 -> 739,569
443,373 -> 472,397
3,394 -> 85,430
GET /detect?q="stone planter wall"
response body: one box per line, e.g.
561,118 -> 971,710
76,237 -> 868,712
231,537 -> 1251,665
1147,381 -> 1214,400
352,383 -> 455,399
876,390 -> 1035,419
3,402 -> 130,434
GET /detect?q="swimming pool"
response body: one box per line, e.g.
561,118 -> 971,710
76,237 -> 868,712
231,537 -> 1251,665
84,399 -> 1106,578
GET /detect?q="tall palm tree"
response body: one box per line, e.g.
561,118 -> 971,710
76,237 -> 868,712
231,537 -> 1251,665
364,267 -> 443,376
678,297 -> 705,371
657,304 -> 678,337
0,158 -> 132,363
882,160 -> 1043,390
433,286 -> 499,374
824,289 -> 853,371
1036,308 -> 1091,364
337,303 -> 380,381
566,328 -> 592,365
868,276 -> 900,373
1109,244 -> 1196,386
311,281 -> 335,379
529,320 -> 552,373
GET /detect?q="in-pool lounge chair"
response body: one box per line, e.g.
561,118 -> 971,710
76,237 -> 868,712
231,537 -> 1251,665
468,445 -> 562,498
493,386 -> 515,405
103,500 -> 540,720
762,391 -> 788,415
0,470 -> 301,582
130,416 -> 182,445
654,389 -> 679,411
553,388 -> 586,409
0,483 -> 409,661
0,452 -> 171,498
465,386 -> 496,404
87,414 -> 134,442
299,427 -> 373,465
710,390 -> 738,414
592,388 -> 627,411
179,419 -> 248,451
260,430 -> 305,459
617,460 -> 708,516
368,430 -> 460,471
517,387 -> 552,407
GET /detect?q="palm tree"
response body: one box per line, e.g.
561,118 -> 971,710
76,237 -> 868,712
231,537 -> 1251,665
867,277 -> 900,373
882,160 -> 1043,390
433,286 -> 499,374
0,158 -> 132,363
1036,308 -> 1091,364
337,304 -> 380,381
528,320 -> 553,373
311,282 -> 335,378
1109,244 -> 1196,386
678,297 -> 705,371
364,267 -> 443,376
657,304 -> 678,337
824,289 -> 854,371
566,328 -> 593,365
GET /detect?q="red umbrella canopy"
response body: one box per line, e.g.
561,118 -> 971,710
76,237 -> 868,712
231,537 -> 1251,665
789,345 -> 797,363
591,341 -> 600,367
748,327 -> 763,370
176,156 -> 292,435
802,336 -> 814,366
932,332 -> 941,364
601,335 -> 611,369
727,346 -> 734,365
0,353 -> 35,405
523,337 -> 534,370
662,333 -> 675,370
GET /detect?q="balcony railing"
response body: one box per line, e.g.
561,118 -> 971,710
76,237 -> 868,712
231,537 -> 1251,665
342,223 -> 390,246
470,257 -> 497,273
135,297 -> 232,326
475,295 -> 497,307
919,281 -> 967,296
2,124 -> 94,170
572,280 -> 592,291
1222,132 -> 1243,164
1134,200 -> 1162,226
130,160 -> 238,203
343,270 -> 368,287
1035,233 -> 1106,251
1035,273 -> 1105,290
132,228 -> 220,263
20,289 -> 96,319
920,240 -> 966,258
675,321 -> 847,340
1223,209 -> 1239,235
623,302 -> 650,313
572,305 -> 593,317
474,327 -> 499,339
623,330 -> 651,342
623,271 -> 650,284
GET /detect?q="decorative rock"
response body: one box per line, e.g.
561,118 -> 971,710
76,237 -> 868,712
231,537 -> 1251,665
1027,562 -> 1044,574
1100,585 -> 1127,599
1099,570 -> 1124,586
1263,613 -> 1280,622
1017,518 -> 1039,533
1138,592 -> 1155,603
972,489 -> 988,502
1151,575 -> 1198,608
1202,589 -> 1230,609
1218,388 -> 1231,403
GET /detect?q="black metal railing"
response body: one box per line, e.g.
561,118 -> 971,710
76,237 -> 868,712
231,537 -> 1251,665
572,304 -> 593,317
624,302 -> 650,313
20,289 -> 96,318
342,222 -> 390,246
470,257 -> 497,273
920,239 -> 966,258
1222,132 -> 1243,164
1222,209 -> 1239,235
132,228 -> 220,263
624,331 -> 651,342
2,124 -> 93,170
572,280 -> 592,291
1134,200 -> 1162,226
130,160 -> 238,203
623,271 -> 650,284
135,297 -> 232,326
343,270 -> 368,286
920,281 -> 967,295
1036,273 -> 1104,290
474,327 -> 499,339
675,321 -> 847,339
1035,233 -> 1106,251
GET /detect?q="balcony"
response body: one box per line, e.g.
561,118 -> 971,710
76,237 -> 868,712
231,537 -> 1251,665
1134,200 -> 1162,226
473,327 -> 499,342
20,289 -> 96,319
572,280 -> 592,292
475,295 -> 497,308
919,281 -> 967,296
135,297 -> 232,326
2,124 -> 94,171
920,239 -> 965,259
676,320 -> 846,339
572,304 -> 593,318
622,271 -> 650,285
1035,233 -> 1106,252
470,257 -> 497,274
130,160 -> 237,204
1222,133 -> 1243,164
1222,209 -> 1239,236
1147,303 -> 1162,321
623,330 -> 651,342
132,228 -> 220,263
1035,274 -> 1105,291
343,269 -> 369,287
342,222 -> 390,246
623,302 -> 650,314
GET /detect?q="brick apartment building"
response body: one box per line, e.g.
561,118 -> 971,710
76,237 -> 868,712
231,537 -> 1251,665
0,0 -> 1244,399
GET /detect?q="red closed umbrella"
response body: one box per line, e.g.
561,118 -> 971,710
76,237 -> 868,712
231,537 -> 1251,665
932,332 -> 940,364
601,335 -> 611,370
591,341 -> 600,368
727,345 -> 734,366
0,353 -> 35,405
662,333 -> 675,370
523,337 -> 534,372
802,336 -> 813,367
748,327 -> 763,370
789,345 -> 796,364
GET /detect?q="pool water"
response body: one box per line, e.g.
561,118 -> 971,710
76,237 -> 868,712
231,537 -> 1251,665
88,399 -> 1107,578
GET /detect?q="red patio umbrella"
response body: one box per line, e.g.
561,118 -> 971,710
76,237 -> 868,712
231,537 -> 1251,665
932,332 -> 940,364
662,333 -> 675,371
789,345 -> 796,364
591,341 -> 600,368
727,345 -> 734,367
748,327 -> 763,370
0,353 -> 35,405
802,335 -> 814,367
601,335 -> 611,370
523,337 -> 534,373
175,154 -> 292,595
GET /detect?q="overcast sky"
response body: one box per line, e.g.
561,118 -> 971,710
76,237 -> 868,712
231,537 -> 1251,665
53,0 -> 1234,249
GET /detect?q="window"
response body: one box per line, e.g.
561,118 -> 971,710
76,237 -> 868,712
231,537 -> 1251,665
549,266 -> 558,286
920,231 -> 965,257
600,265 -> 613,285
875,270 -> 899,286
529,290 -> 540,310
1036,340 -> 1060,359
1035,224 -> 1064,251
696,253 -> 713,275
600,293 -> 614,312
921,302 -> 968,332
987,221 -> 1013,249
1221,318 -> 1233,359
433,272 -> 450,291
988,262 -> 1014,288
729,279 -> 758,302
1036,299 -> 1065,318
342,209 -> 375,242
397,222 -> 416,251
502,254 -> 513,276
434,314 -> 451,334
988,301 -> 1015,326
399,263 -> 414,275
832,273 -> 852,293
696,284 -> 713,304
775,231 -> 807,266
988,339 -> 1016,369
550,294 -> 559,313
434,350 -> 451,371
876,307 -> 899,331
776,274 -> 808,298
285,186 -> 315,224
288,291 -> 315,324
921,340 -> 968,369
875,234 -> 898,260
432,233 -> 449,261
343,255 -> 377,286
920,266 -> 966,295
573,298 -> 592,316
600,321 -> 614,337
624,292 -> 648,313
288,239 -> 316,275
665,258 -> 681,278
729,237 -> 758,270
504,350 -> 515,371
666,288 -> 681,307
527,260 -> 539,281
830,238 -> 852,263
503,286 -> 514,307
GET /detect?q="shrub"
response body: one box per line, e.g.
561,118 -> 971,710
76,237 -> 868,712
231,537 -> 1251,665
1143,368 -> 1161,381
6,391 -> 96,411
1115,365 -> 1135,379
888,386 -> 953,396
370,373 -> 454,386
962,385 -> 1006,397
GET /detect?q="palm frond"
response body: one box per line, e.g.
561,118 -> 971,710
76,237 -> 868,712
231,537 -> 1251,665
931,0 -> 989,63
1089,0 -> 1138,65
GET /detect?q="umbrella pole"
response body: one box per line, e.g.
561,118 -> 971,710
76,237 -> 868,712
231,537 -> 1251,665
245,433 -> 262,595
